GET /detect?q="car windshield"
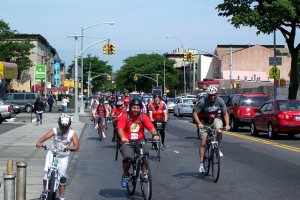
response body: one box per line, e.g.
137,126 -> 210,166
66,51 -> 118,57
277,101 -> 300,111
168,98 -> 177,103
183,98 -> 197,104
240,96 -> 269,107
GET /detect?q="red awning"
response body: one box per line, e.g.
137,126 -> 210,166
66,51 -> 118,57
31,84 -> 68,92
198,80 -> 220,89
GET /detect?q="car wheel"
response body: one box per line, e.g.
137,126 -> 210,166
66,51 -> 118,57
25,105 -> 33,113
0,115 -> 3,124
250,121 -> 259,136
268,124 -> 277,139
230,117 -> 238,131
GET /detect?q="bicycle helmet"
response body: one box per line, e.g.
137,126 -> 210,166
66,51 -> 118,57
153,94 -> 162,99
129,98 -> 143,108
99,98 -> 104,103
58,114 -> 71,127
206,85 -> 218,95
116,101 -> 123,106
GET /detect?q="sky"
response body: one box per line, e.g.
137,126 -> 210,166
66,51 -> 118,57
2,0 -> 297,72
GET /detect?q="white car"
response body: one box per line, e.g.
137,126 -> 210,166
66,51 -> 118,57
166,98 -> 177,112
174,98 -> 198,117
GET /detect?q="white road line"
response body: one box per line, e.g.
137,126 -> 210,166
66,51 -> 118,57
173,150 -> 180,154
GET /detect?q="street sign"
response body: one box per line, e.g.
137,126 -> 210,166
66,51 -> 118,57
269,65 -> 280,79
269,57 -> 282,66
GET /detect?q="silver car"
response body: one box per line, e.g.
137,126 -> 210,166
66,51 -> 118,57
174,98 -> 198,117
166,98 -> 177,112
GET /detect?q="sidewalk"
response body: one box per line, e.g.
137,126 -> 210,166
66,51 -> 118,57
0,111 -> 88,200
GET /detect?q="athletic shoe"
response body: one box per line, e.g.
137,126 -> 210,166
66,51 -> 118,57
199,163 -> 205,174
143,174 -> 148,182
161,144 -> 166,151
94,124 -> 98,130
219,150 -> 223,157
102,132 -> 106,138
40,191 -> 47,200
121,174 -> 129,187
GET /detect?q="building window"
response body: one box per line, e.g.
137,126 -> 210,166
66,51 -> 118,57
213,67 -> 219,73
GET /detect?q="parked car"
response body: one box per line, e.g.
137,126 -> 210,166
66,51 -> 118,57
227,93 -> 269,131
166,98 -> 177,112
0,102 -> 14,124
250,100 -> 300,138
174,97 -> 198,116
0,100 -> 21,115
0,92 -> 39,112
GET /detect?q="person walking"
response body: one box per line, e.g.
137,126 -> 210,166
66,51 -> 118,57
61,96 -> 68,113
47,95 -> 55,112
34,97 -> 45,126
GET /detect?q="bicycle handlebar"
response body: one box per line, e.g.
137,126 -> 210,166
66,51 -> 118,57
124,138 -> 159,146
42,145 -> 67,153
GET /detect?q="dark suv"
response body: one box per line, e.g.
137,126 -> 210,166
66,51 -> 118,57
227,93 -> 269,131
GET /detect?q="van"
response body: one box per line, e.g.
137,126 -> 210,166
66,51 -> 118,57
1,92 -> 39,112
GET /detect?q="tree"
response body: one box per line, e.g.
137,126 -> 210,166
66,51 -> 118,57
67,55 -> 113,93
115,53 -> 180,93
216,0 -> 300,99
0,19 -> 34,73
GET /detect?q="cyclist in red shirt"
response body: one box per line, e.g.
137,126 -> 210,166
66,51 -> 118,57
148,95 -> 168,150
93,98 -> 109,138
122,92 -> 131,110
117,98 -> 159,187
111,101 -> 126,142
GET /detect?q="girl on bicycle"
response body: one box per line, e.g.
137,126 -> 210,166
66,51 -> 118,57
35,114 -> 79,200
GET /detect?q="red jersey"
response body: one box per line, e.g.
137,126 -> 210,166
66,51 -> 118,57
122,96 -> 131,107
116,112 -> 154,140
112,107 -> 126,121
96,104 -> 107,117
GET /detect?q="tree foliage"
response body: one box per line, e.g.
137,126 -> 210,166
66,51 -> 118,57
0,19 -> 34,72
115,53 -> 180,93
67,55 -> 113,93
216,0 -> 300,99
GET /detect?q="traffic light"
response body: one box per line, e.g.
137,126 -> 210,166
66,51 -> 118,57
106,75 -> 111,80
134,75 -> 138,81
188,52 -> 192,61
190,53 -> 194,61
103,44 -> 109,54
108,44 -> 115,54
184,53 -> 188,61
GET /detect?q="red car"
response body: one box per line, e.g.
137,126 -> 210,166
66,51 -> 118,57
250,100 -> 300,138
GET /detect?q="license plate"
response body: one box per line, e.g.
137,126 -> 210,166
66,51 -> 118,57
296,116 -> 300,121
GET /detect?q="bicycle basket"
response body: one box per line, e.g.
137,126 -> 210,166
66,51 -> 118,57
154,121 -> 164,130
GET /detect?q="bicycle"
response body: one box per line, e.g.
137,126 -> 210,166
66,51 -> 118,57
152,121 -> 165,161
41,145 -> 66,200
95,115 -> 106,141
201,126 -> 224,183
111,115 -> 120,161
124,139 -> 156,200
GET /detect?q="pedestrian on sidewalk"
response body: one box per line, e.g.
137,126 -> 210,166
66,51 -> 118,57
47,95 -> 55,112
61,96 -> 68,113
34,97 -> 45,126
35,114 -> 79,200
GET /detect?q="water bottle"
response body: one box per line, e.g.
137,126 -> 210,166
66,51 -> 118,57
121,179 -> 128,187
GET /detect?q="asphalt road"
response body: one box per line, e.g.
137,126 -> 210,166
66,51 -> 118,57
64,115 -> 300,200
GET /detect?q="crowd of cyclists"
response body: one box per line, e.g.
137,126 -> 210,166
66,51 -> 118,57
36,85 -> 231,200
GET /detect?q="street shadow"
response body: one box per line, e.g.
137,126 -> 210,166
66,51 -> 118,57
173,172 -> 216,183
102,144 -> 117,149
184,136 -> 199,140
86,136 -> 100,141
99,188 -> 143,199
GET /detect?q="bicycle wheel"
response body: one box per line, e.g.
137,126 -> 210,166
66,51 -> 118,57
126,163 -> 137,196
203,145 -> 210,176
98,125 -> 103,141
211,146 -> 220,182
48,171 -> 56,200
115,137 -> 120,161
197,128 -> 200,139
156,131 -> 161,161
140,158 -> 152,200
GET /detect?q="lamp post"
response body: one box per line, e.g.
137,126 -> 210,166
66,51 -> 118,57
166,35 -> 186,96
152,49 -> 166,94
197,48 -> 233,95
80,21 -> 114,113
68,33 -> 109,122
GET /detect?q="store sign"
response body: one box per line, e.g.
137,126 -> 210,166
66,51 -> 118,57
35,65 -> 46,82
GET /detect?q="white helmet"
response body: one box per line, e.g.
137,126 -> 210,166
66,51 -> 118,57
58,113 -> 71,127
206,85 -> 218,95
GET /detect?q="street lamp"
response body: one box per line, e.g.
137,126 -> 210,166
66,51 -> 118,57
197,48 -> 233,95
68,33 -> 110,122
80,21 -> 114,113
166,35 -> 186,96
152,49 -> 166,94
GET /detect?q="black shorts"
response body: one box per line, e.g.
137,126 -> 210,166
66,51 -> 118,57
120,140 -> 148,162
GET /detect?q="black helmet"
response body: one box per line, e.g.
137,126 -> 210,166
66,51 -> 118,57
99,98 -> 104,103
129,98 -> 143,108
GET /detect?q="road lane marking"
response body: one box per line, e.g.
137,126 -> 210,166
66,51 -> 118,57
173,150 -> 180,154
180,119 -> 300,153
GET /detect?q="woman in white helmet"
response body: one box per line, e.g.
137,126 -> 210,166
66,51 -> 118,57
193,85 -> 230,174
35,114 -> 79,200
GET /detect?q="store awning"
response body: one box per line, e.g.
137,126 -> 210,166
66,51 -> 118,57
198,80 -> 220,89
0,61 -> 18,79
31,84 -> 68,92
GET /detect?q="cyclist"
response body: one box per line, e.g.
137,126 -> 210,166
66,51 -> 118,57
122,91 -> 131,110
117,98 -> 159,187
93,98 -> 109,138
111,101 -> 126,142
148,94 -> 168,151
193,85 -> 230,173
35,114 -> 79,200
162,93 -> 169,105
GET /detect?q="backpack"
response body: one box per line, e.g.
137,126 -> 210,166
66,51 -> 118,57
126,111 -> 143,125
96,104 -> 107,117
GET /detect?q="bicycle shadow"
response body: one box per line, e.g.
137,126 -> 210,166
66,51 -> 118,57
173,172 -> 216,183
86,136 -> 101,141
184,136 -> 199,140
99,188 -> 144,199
